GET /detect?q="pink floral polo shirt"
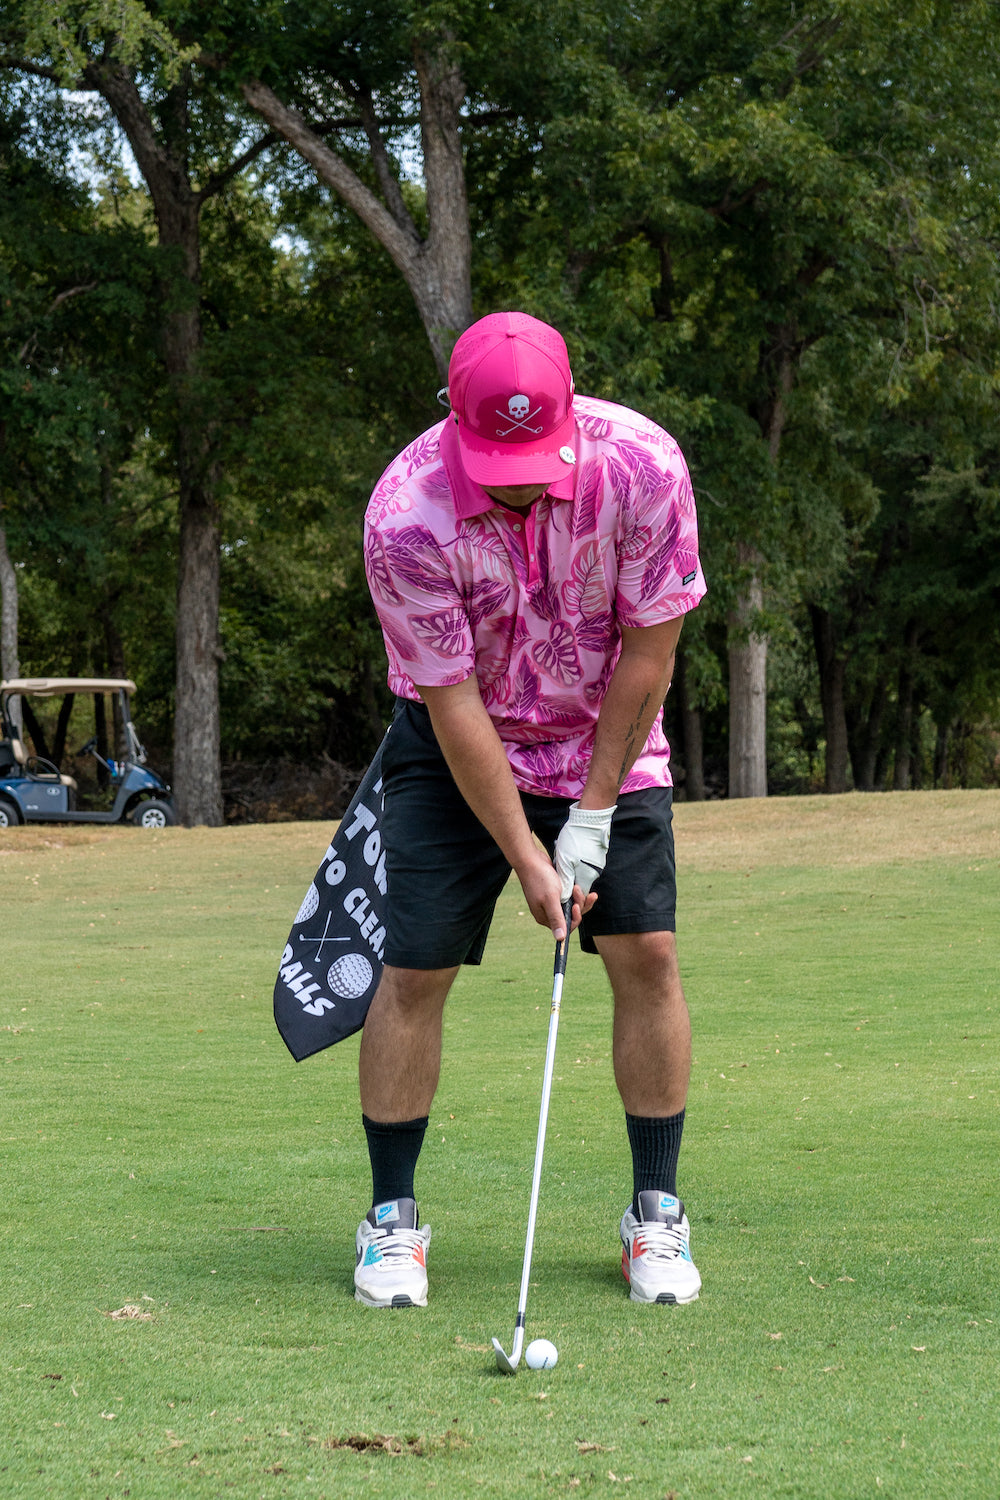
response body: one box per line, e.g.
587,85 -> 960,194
364,395 -> 706,798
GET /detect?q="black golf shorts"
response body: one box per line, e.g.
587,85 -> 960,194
379,698 -> 678,971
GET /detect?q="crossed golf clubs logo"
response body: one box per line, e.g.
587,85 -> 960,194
496,393 -> 543,437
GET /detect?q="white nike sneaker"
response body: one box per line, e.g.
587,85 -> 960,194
620,1190 -> 701,1304
354,1198 -> 431,1308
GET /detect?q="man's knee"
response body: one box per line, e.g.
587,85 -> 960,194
373,964 -> 459,1016
597,930 -> 682,991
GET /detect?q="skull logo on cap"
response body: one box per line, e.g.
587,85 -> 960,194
496,394 -> 542,436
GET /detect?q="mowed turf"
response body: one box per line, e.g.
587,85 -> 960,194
1,790 -> 998,1498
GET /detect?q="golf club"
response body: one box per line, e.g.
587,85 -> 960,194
492,898 -> 573,1375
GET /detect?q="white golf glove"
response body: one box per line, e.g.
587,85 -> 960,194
554,802 -> 617,904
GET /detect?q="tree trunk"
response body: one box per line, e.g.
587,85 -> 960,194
160,214 -> 222,827
0,521 -> 20,712
0,520 -> 23,737
675,648 -> 705,801
241,34 -> 473,377
173,464 -> 222,822
94,64 -> 223,825
727,334 -> 796,800
934,721 -> 951,788
848,674 -> 888,791
892,621 -> 919,791
809,604 -> 850,793
728,561 -> 768,798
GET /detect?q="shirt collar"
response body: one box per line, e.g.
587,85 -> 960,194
439,415 -> 577,520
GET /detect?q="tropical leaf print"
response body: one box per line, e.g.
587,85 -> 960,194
577,411 -> 614,442
423,465 -> 456,509
466,578 -> 511,630
532,621 -> 582,686
528,576 -> 561,622
619,439 -> 668,499
507,657 -> 541,719
640,516 -> 682,601
519,740 -> 566,784
454,531 -> 512,584
671,547 -> 700,584
403,431 -> 441,477
477,632 -> 515,688
380,612 -> 420,664
625,769 -> 661,790
534,696 -> 588,731
615,597 -> 648,630
605,452 -> 633,507
383,525 -> 451,590
619,516 -> 654,561
409,607 -> 472,658
369,474 -> 416,522
364,531 -> 404,606
572,461 -> 603,539
576,611 -> 616,654
584,658 -> 616,706
527,530 -> 560,620
563,542 -> 611,619
481,672 -> 511,711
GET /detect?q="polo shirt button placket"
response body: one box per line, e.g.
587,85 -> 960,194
524,509 -> 540,589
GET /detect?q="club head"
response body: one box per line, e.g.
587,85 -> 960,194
492,1335 -> 521,1374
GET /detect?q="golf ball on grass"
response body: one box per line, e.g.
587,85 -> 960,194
525,1338 -> 558,1370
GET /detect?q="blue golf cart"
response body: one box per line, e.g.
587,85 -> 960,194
0,677 -> 175,828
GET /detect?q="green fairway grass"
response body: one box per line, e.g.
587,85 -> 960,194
2,791 -> 998,1498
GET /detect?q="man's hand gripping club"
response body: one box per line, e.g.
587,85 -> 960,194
554,802 -> 617,905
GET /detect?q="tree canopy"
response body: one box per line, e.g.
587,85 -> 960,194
2,0 -> 999,816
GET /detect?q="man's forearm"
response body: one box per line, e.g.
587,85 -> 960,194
580,619 -> 683,809
417,679 -> 539,872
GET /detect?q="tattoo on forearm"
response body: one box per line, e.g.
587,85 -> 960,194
616,692 -> 652,786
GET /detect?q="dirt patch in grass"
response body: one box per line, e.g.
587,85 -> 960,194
319,1431 -> 468,1457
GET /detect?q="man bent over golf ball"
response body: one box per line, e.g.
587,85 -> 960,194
354,312 -> 705,1311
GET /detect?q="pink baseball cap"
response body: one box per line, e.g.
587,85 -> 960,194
447,311 -> 577,486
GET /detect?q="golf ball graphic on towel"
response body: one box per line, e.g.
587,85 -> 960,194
295,882 -> 320,923
525,1339 -> 558,1370
327,953 -> 374,1000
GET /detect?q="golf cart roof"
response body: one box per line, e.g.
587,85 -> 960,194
1,677 -> 137,696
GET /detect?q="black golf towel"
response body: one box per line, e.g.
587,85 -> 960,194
273,732 -> 388,1060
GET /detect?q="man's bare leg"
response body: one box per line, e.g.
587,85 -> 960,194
359,964 -> 458,1121
598,931 -> 691,1116
598,930 -> 701,1303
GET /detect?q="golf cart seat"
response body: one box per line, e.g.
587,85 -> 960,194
7,735 -> 77,791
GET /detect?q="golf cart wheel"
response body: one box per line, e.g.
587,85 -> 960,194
131,798 -> 176,828
0,798 -> 22,827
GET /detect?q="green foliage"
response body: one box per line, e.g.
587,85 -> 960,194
4,0 -> 1000,792
18,0 -> 199,84
467,0 -> 1000,784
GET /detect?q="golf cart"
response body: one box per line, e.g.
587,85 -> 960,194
0,678 -> 175,828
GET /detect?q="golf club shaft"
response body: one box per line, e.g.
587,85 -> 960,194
513,901 -> 572,1328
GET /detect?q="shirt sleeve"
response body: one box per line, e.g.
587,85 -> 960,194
611,432 -> 707,629
363,505 -> 476,691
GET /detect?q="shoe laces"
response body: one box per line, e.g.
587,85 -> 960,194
633,1218 -> 687,1262
369,1225 -> 425,1263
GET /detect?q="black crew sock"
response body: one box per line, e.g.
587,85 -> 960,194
625,1109 -> 686,1213
362,1114 -> 429,1208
